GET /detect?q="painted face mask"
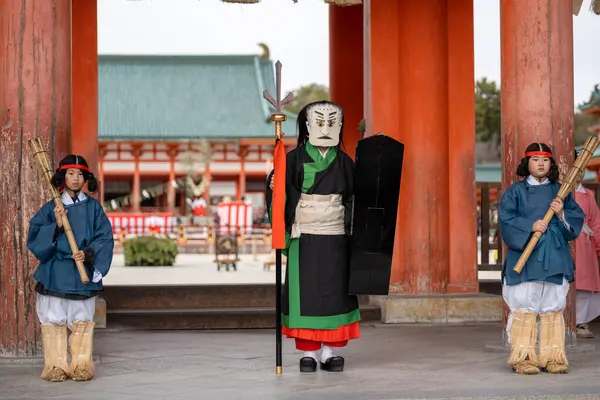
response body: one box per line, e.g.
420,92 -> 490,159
306,103 -> 343,147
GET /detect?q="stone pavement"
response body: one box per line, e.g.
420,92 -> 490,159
2,323 -> 600,400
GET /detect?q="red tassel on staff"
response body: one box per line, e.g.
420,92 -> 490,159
272,139 -> 286,250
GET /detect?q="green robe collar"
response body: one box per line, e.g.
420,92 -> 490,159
305,142 -> 337,169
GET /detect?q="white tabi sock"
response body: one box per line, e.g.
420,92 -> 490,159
304,351 -> 317,361
321,345 -> 334,362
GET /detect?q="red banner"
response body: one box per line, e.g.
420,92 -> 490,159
272,140 -> 286,249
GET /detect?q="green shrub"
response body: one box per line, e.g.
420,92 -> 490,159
123,236 -> 178,267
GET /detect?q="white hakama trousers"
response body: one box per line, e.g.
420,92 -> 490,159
36,293 -> 97,382
36,293 -> 95,330
503,277 -> 569,342
576,290 -> 600,324
502,278 -> 570,374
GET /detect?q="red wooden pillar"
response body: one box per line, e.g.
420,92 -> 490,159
500,0 -> 576,335
370,0 -> 451,295
369,0 -> 400,141
131,145 -> 142,213
0,0 -> 71,357
447,0 -> 477,293
71,0 -> 98,183
238,145 -> 249,200
99,145 -> 107,205
167,146 -> 178,212
239,165 -> 246,200
329,4 -> 364,160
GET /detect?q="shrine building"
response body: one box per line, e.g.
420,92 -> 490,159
98,53 -> 297,216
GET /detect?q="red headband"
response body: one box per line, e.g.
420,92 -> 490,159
525,151 -> 552,158
59,164 -> 91,172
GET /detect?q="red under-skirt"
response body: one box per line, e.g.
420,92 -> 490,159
282,321 -> 360,342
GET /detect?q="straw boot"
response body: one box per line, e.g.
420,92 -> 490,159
40,324 -> 70,382
69,321 -> 95,381
508,311 -> 540,374
538,312 -> 553,370
543,312 -> 568,374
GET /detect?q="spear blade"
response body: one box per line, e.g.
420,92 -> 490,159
264,60 -> 294,114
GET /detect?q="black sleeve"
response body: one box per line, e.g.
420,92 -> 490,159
342,154 -> 355,236
265,149 -> 299,232
82,247 -> 95,266
52,226 -> 64,243
284,150 -> 303,234
266,148 -> 305,234
265,170 -> 274,213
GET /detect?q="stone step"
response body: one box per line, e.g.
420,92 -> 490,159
102,284 -> 277,310
106,305 -> 381,330
103,284 -> 373,311
101,284 -> 380,330
479,279 -> 502,296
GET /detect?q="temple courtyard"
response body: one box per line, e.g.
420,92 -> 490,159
1,323 -> 600,399
101,252 -> 501,286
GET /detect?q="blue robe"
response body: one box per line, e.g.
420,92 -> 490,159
499,179 -> 584,286
27,195 -> 114,297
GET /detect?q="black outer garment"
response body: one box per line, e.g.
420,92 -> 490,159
266,146 -> 359,324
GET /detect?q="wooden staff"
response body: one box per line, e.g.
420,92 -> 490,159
513,136 -> 600,274
28,137 -> 90,284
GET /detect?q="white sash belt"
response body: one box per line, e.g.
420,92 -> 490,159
291,194 -> 345,238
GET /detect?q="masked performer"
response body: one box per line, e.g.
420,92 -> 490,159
572,150 -> 600,339
499,143 -> 584,375
27,155 -> 114,382
266,101 -> 360,373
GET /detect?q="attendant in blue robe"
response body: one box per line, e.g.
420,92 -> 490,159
27,154 -> 114,382
499,143 -> 584,375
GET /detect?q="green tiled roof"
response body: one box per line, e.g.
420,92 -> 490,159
475,164 -> 503,182
476,163 -> 596,182
98,54 -> 298,141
